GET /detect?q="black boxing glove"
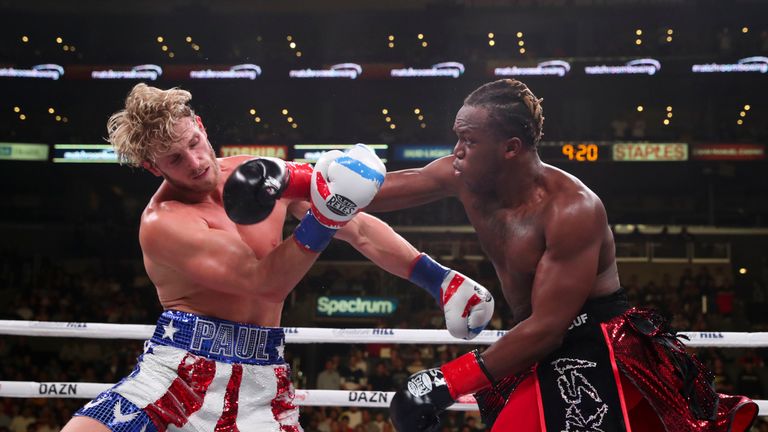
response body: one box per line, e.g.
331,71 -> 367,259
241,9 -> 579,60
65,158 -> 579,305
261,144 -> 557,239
223,157 -> 313,224
390,369 -> 453,432
390,350 -> 493,432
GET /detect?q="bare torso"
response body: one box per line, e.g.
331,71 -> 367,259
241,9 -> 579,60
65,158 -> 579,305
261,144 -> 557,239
140,157 -> 288,325
370,155 -> 621,326
457,164 -> 620,324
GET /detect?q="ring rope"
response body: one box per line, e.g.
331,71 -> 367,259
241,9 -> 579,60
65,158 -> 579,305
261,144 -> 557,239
0,381 -> 478,411
1,320 -> 767,347
2,320 -> 766,415
0,381 -> 765,416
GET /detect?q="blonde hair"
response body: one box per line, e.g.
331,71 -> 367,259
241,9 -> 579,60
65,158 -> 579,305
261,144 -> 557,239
107,83 -> 195,166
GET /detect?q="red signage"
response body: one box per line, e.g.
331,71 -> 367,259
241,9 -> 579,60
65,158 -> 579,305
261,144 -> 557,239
219,145 -> 288,158
692,144 -> 765,161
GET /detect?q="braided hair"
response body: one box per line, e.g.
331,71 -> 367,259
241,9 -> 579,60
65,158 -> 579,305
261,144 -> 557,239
463,79 -> 544,149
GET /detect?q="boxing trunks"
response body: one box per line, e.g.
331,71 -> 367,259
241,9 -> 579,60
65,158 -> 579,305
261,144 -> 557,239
75,310 -> 301,432
474,289 -> 758,431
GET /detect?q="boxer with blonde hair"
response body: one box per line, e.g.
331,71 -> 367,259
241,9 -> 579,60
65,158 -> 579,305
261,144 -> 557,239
62,83 -> 494,432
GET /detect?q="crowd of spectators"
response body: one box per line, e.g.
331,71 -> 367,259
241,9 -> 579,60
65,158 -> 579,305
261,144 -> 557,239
1,249 -> 767,431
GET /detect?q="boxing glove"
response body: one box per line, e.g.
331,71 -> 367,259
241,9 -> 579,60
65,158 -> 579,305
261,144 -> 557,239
223,157 -> 313,224
309,144 -> 386,228
409,254 -> 495,340
293,144 -> 386,252
390,350 -> 494,432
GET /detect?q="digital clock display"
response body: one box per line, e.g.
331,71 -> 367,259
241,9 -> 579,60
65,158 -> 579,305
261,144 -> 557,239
539,142 -> 606,163
561,143 -> 599,162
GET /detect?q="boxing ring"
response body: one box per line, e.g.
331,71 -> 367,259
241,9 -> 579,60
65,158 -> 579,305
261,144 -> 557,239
0,320 -> 766,416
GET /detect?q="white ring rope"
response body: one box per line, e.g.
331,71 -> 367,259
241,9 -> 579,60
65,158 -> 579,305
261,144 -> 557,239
0,381 -> 479,411
1,320 -> 766,416
2,320 -> 767,347
0,381 -> 765,416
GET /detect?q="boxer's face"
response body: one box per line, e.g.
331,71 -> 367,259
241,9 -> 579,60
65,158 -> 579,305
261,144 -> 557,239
145,116 -> 220,193
452,105 -> 505,193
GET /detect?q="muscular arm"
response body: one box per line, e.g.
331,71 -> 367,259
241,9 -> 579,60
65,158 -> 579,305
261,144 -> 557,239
480,194 -> 607,379
365,156 -> 459,212
140,203 -> 320,303
288,201 -> 419,278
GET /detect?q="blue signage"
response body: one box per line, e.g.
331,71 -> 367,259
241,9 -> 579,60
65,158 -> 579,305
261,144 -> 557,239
394,145 -> 453,161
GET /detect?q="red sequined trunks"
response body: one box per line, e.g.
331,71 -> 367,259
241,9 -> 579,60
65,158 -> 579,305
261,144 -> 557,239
475,290 -> 758,431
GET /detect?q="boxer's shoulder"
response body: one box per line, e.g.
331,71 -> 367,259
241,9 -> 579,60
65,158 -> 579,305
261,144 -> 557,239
218,155 -> 255,172
140,200 -> 209,244
143,199 -> 203,221
543,165 -> 602,209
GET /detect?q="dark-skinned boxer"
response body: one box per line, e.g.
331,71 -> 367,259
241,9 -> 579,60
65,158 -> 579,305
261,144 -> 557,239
364,79 -> 758,432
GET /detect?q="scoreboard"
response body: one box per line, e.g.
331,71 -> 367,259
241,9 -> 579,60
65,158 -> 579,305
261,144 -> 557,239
538,142 -> 606,163
538,141 -> 698,163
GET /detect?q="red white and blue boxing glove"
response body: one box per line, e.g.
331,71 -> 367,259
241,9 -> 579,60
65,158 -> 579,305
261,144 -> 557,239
390,350 -> 494,432
293,144 -> 386,252
409,254 -> 495,340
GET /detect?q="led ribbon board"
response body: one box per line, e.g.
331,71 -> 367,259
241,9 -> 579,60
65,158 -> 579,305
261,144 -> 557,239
0,143 -> 49,161
53,144 -> 118,163
293,144 -> 388,163
393,145 -> 453,161
91,64 -> 163,80
219,145 -> 288,158
391,62 -> 465,78
0,64 -> 64,80
494,60 -> 571,77
190,64 -> 262,80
